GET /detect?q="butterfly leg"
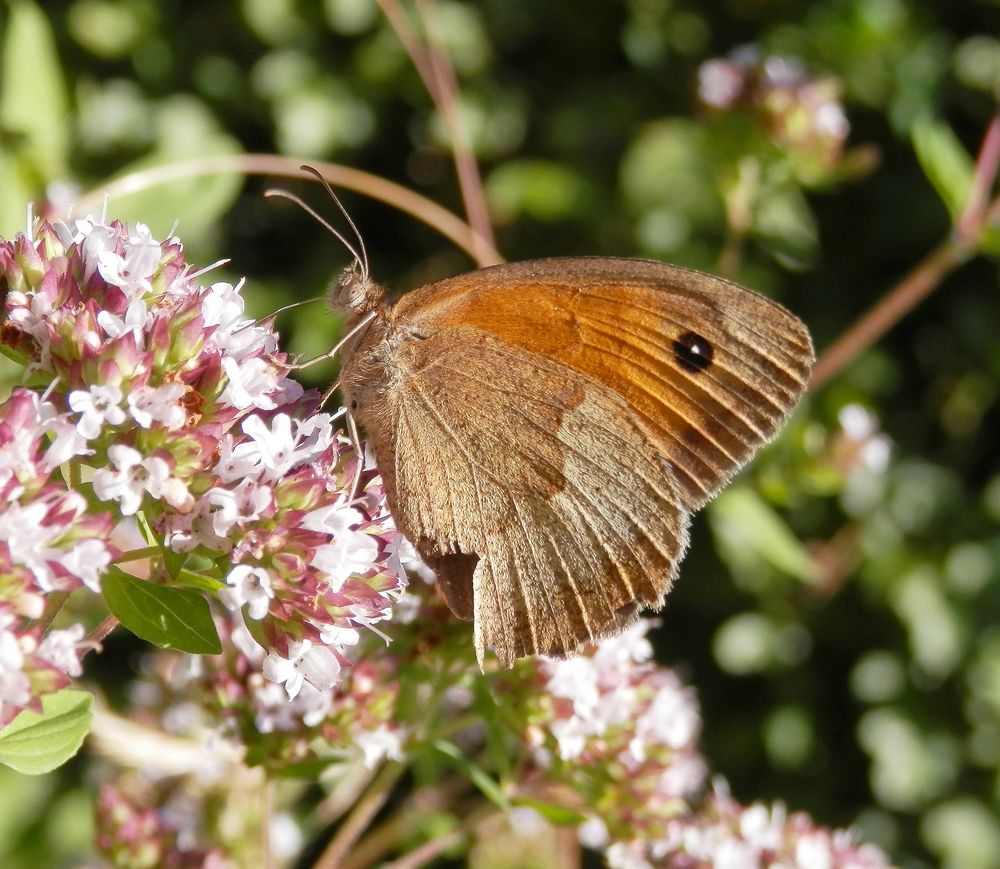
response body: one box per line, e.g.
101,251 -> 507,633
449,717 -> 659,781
346,410 -> 365,501
320,377 -> 341,411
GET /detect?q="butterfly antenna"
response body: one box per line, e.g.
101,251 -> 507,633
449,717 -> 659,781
267,295 -> 326,319
263,187 -> 365,275
300,165 -> 369,281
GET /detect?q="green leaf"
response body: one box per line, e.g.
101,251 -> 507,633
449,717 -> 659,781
432,740 -> 510,811
486,159 -> 592,223
0,0 -> 70,179
0,690 -> 93,775
911,115 -> 974,223
709,486 -> 820,583
620,119 -> 720,220
265,756 -> 347,779
102,567 -> 222,654
512,796 -> 587,827
174,568 -> 227,593
472,675 -> 512,780
106,97 -> 243,243
0,0 -> 70,236
136,510 -> 189,580
0,150 -> 34,240
161,548 -> 191,581
752,184 -> 818,268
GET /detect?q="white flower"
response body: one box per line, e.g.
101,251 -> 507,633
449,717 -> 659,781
546,657 -> 600,714
35,399 -> 91,468
164,497 -> 229,553
838,403 -> 892,473
97,297 -> 149,341
263,640 -> 342,699
0,636 -> 31,718
355,723 -> 406,769
592,618 -> 654,667
713,838 -> 760,869
220,356 -> 279,410
127,382 -> 187,429
302,502 -> 364,535
76,219 -> 118,281
578,816 -> 610,850
60,539 -> 112,592
231,414 -> 322,482
295,414 -> 335,455
739,803 -> 784,852
0,420 -> 38,487
200,282 -> 246,331
92,445 -> 176,515
795,832 -> 834,869
231,623 -> 266,664
220,564 -> 275,619
201,282 -> 275,360
96,222 -> 160,298
241,413 -> 297,474
68,384 -> 126,439
317,624 -> 360,649
604,842 -> 654,869
634,679 -> 700,751
0,610 -> 32,721
0,501 -> 64,590
815,100 -> 849,139
697,58 -> 744,107
269,813 -> 305,862
251,679 -> 332,732
550,715 -> 592,761
214,433 -> 266,483
252,681 -> 298,732
37,624 -> 86,677
386,535 -> 435,585
310,531 -> 379,591
206,480 -> 273,536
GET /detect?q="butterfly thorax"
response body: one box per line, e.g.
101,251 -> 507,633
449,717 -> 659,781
338,309 -> 404,422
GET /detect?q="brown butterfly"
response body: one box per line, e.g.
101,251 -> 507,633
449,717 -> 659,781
330,254 -> 813,668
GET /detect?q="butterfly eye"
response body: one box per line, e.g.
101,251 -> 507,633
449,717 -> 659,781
672,331 -> 714,373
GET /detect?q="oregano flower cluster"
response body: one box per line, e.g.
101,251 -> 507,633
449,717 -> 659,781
0,214 -> 406,726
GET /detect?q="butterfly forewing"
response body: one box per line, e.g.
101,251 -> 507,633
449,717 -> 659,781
393,257 -> 814,511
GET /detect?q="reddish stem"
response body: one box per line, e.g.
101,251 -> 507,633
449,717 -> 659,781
85,615 -> 119,652
958,108 -> 1000,242
810,236 -> 971,389
812,112 -> 1000,390
375,0 -> 499,266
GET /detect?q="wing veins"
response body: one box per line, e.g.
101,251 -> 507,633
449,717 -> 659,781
405,375 -> 538,656
579,311 -> 792,424
579,289 -> 812,376
403,352 -> 679,625
538,518 -> 596,644
423,357 -> 714,501
509,495 -> 580,654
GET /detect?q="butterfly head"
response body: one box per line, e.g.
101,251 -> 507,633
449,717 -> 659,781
328,263 -> 387,318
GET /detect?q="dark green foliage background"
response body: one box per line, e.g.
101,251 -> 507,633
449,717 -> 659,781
2,0 -> 1000,866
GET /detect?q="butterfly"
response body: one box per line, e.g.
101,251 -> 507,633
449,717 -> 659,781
325,251 -> 813,668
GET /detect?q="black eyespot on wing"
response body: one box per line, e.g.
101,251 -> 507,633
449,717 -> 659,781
672,331 -> 714,373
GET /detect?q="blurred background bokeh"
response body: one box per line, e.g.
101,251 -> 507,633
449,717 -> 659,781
2,0 -> 1000,866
